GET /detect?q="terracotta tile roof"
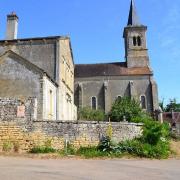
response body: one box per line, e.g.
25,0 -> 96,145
75,62 -> 153,77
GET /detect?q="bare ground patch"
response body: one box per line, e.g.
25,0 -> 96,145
170,140 -> 180,159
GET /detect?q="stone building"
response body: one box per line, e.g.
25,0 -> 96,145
0,13 -> 77,120
74,0 -> 159,115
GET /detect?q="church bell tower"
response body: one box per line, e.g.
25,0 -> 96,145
123,0 -> 150,68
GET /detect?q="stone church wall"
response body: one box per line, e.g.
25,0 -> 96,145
75,75 -> 153,113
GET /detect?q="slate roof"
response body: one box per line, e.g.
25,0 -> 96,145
75,62 -> 153,78
127,0 -> 141,26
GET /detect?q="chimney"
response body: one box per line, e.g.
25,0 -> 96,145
6,12 -> 18,40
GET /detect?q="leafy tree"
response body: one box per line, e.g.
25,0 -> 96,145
109,97 -> 144,122
165,98 -> 180,112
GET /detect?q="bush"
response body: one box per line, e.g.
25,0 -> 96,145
78,107 -> 105,121
30,138 -> 56,154
118,139 -> 170,159
3,140 -> 13,152
132,115 -> 170,145
97,114 -> 171,159
109,97 -> 143,122
76,146 -> 109,158
30,146 -> 56,154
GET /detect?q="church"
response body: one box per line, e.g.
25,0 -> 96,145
74,0 -> 159,115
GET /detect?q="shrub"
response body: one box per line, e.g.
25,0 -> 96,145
118,139 -> 170,159
97,114 -> 171,159
3,140 -> 13,152
76,146 -> 109,158
30,138 -> 56,154
132,115 -> 170,145
109,97 -> 143,122
30,146 -> 56,154
78,107 -> 105,121
98,136 -> 117,152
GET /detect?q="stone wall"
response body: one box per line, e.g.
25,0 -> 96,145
0,97 -> 142,152
75,75 -> 153,113
32,120 -> 142,146
0,119 -> 142,152
0,97 -> 37,121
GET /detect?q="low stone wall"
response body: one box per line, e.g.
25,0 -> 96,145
0,120 -> 142,152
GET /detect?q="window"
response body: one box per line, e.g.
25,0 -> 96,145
137,36 -> 141,46
116,95 -> 122,101
133,36 -> 137,46
49,90 -> 53,117
140,95 -> 146,109
91,97 -> 97,110
133,36 -> 142,46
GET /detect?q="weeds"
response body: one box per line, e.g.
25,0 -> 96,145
2,140 -> 13,152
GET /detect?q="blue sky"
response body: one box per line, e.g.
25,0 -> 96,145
0,0 -> 179,104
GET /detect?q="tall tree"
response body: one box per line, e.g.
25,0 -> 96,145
165,98 -> 180,112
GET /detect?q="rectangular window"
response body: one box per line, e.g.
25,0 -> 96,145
91,97 -> 97,110
140,95 -> 146,109
49,90 -> 53,118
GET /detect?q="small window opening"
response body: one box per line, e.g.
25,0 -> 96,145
91,97 -> 97,110
137,36 -> 141,46
140,95 -> 146,109
49,90 -> 53,117
116,95 -> 122,102
133,36 -> 137,46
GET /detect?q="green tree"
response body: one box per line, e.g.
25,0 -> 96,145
165,98 -> 180,112
109,97 -> 143,122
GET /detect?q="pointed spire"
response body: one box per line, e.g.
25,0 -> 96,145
127,0 -> 141,26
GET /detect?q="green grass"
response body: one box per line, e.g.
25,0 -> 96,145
30,146 -> 56,154
76,146 -> 124,158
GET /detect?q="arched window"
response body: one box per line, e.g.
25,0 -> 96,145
116,95 -> 122,102
140,95 -> 146,109
137,36 -> 141,46
91,97 -> 97,110
133,36 -> 137,46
